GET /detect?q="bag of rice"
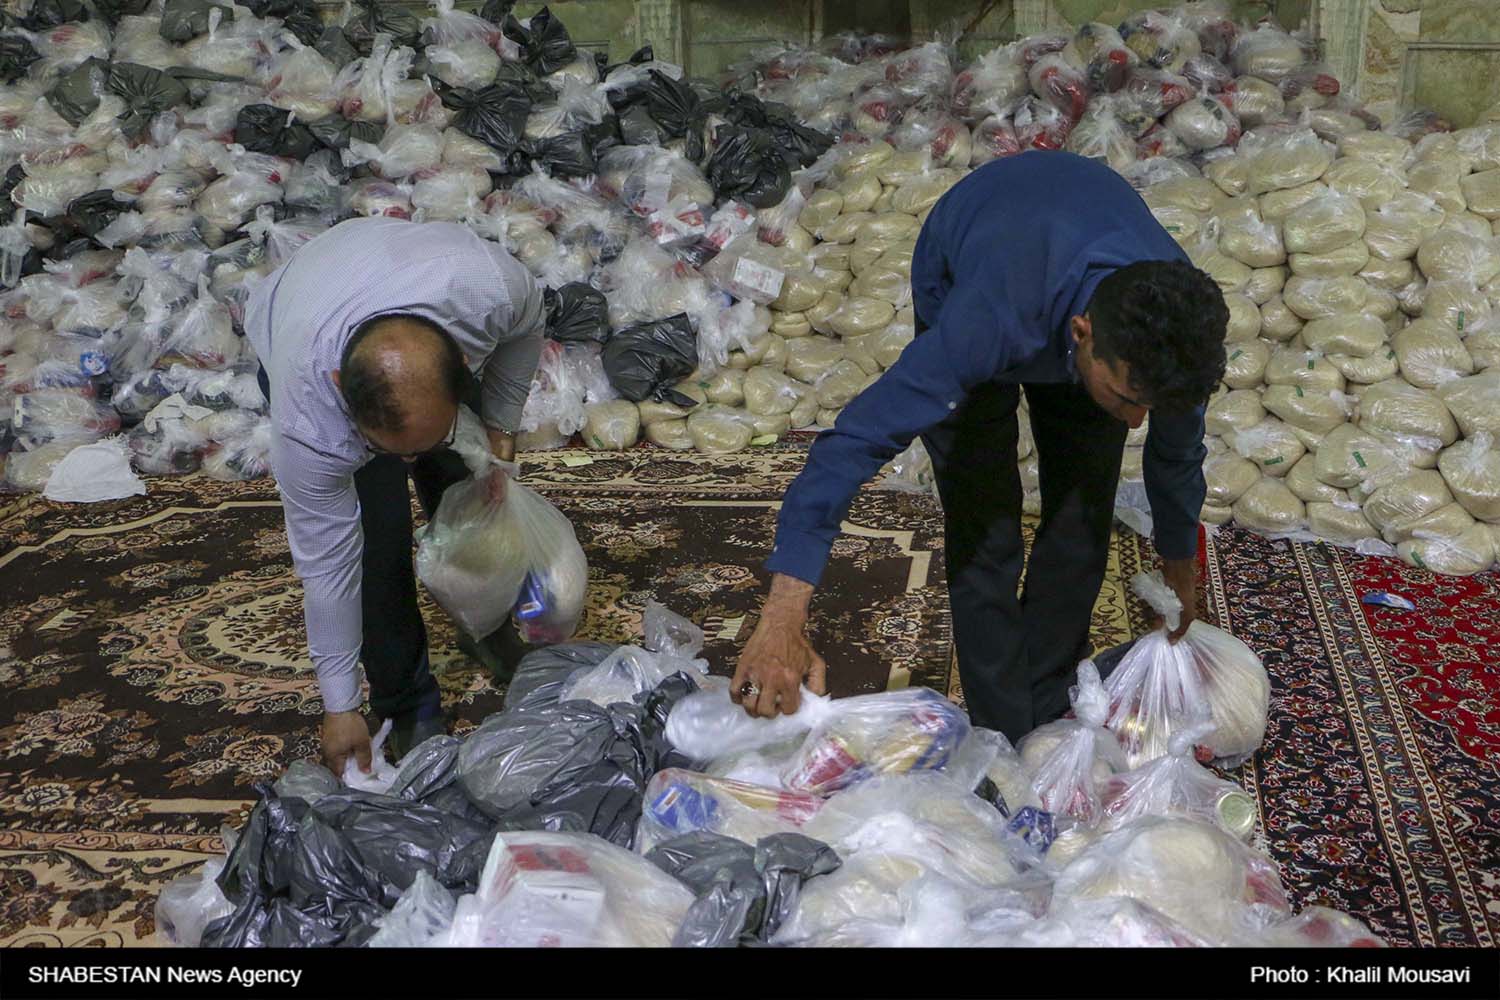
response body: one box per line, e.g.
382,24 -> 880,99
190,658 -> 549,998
838,171 -> 882,213
637,383 -> 708,425
694,368 -> 746,406
743,368 -> 807,416
1407,159 -> 1466,214
1151,205 -> 1205,244
1260,182 -> 1327,224
582,400 -> 642,450
1262,384 -> 1351,434
1360,257 -> 1417,290
750,412 -> 792,439
1221,293 -> 1262,341
1204,452 -> 1261,506
815,361 -> 875,409
1206,388 -> 1266,435
1398,524 -> 1497,576
646,418 -> 694,450
1338,131 -> 1415,167
891,169 -> 961,215
1289,241 -> 1370,278
785,336 -> 847,383
771,272 -> 826,313
1282,190 -> 1366,255
1300,314 -> 1385,356
1329,348 -> 1399,385
1283,276 -> 1369,319
1206,155 -> 1250,197
687,405 -> 756,454
1364,287 -> 1401,321
1422,280 -> 1492,333
1438,211 -> 1493,240
1222,340 -> 1272,388
1243,128 -> 1334,195
1322,158 -> 1405,210
1265,347 -> 1347,393
1228,418 -> 1304,476
1460,168 -> 1500,220
1392,320 -> 1476,389
840,336 -> 882,377
1217,200 -> 1285,268
1438,433 -> 1500,521
1363,470 -> 1454,535
1363,192 -> 1444,262
1357,378 -> 1459,447
805,292 -> 845,332
1416,230 -> 1500,285
1202,503 -> 1234,525
1233,477 -> 1306,533
1233,76 -> 1285,128
821,212 -> 873,245
1191,238 -> 1253,293
1464,327 -> 1500,369
1314,424 -> 1413,488
799,190 -> 844,235
1245,266 -> 1288,305
869,321 -> 914,369
1308,501 -> 1379,545
1144,177 -> 1225,214
1286,455 -> 1344,502
1259,296 -> 1304,340
1437,372 -> 1500,437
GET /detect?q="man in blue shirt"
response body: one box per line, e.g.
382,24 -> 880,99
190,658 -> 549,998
730,151 -> 1229,743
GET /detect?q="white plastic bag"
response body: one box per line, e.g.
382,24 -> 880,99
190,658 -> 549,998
1102,573 -> 1270,768
1017,661 -> 1129,826
415,464 -> 589,642
366,870 -> 457,948
154,857 -> 235,947
636,768 -> 826,852
1097,721 -> 1258,841
341,718 -> 400,793
781,688 -> 972,796
42,437 -> 146,502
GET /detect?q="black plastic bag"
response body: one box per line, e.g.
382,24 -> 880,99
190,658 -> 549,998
457,700 -> 653,818
1,35 -> 41,86
344,1 -> 422,54
502,5 -> 576,76
159,0 -> 218,42
314,25 -> 360,69
543,284 -> 611,345
306,114 -> 383,151
504,640 -> 617,710
286,811 -> 386,908
494,757 -> 644,849
45,57 -> 109,125
217,786 -> 310,902
531,130 -> 595,178
110,62 -> 191,140
92,0 -> 151,26
235,103 -> 319,160
440,83 -> 532,160
647,832 -> 841,946
201,894 -> 373,948
60,190 -> 131,240
388,734 -> 463,801
0,164 -> 24,225
602,314 -> 697,403
309,789 -> 493,896
618,105 -> 668,146
19,0 -> 89,30
479,0 -> 516,25
705,125 -> 792,208
640,70 -> 706,161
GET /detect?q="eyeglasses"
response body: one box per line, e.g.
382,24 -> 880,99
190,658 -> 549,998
364,412 -> 459,460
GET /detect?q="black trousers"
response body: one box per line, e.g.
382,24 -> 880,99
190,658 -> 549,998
258,367 -> 476,722
915,324 -> 1127,745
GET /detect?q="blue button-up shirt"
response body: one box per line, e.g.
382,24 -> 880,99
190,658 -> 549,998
766,151 -> 1208,586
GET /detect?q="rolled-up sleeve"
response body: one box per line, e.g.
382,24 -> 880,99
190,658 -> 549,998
1143,406 -> 1207,561
270,432 -> 366,713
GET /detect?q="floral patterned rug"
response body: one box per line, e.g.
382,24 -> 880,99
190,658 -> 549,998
0,443 -> 982,946
10,442 -> 1489,949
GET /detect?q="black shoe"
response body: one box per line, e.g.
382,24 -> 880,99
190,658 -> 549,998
456,628 -> 523,687
389,713 -> 446,762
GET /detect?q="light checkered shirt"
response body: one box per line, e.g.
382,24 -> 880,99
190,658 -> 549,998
244,217 -> 544,713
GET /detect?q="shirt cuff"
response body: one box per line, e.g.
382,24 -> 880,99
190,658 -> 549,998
316,661 -> 364,714
765,527 -> 835,588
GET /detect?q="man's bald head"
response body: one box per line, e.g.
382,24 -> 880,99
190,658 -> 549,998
337,314 -> 467,445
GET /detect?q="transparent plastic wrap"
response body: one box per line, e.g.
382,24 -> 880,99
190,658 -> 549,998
1438,433 -> 1500,522
1097,721 -> 1258,841
1050,816 -> 1290,946
415,462 -> 588,642
344,123 -> 445,180
11,387 -> 120,450
557,622 -> 708,708
1398,525 -> 1497,576
1102,571 -> 1270,768
155,856 -> 235,947
1230,24 -> 1309,82
1165,96 -> 1240,152
780,688 -> 971,796
666,681 -> 830,765
444,831 -> 694,947
365,870 -> 457,948
1062,98 -> 1137,173
636,769 -> 825,852
1027,54 -> 1089,123
1016,660 -> 1130,828
951,43 -> 1027,121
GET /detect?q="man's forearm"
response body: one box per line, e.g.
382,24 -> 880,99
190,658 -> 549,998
763,573 -> 815,622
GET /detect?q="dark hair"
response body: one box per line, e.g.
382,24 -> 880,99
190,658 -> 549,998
339,314 -> 467,433
1087,260 -> 1228,412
